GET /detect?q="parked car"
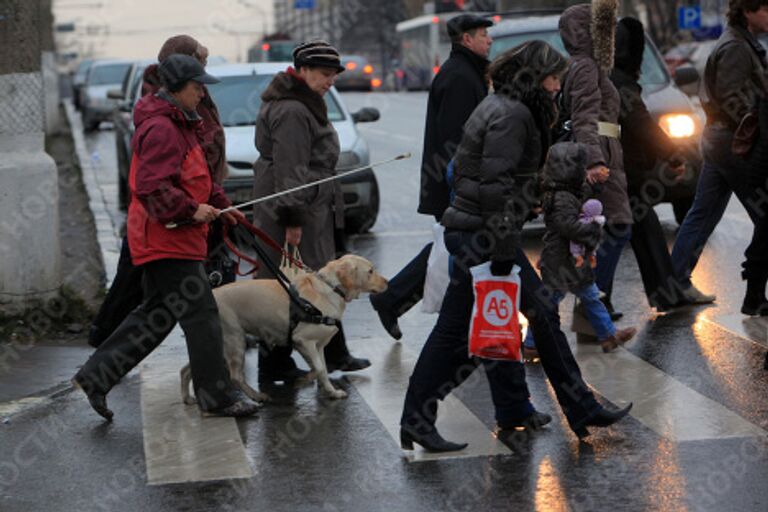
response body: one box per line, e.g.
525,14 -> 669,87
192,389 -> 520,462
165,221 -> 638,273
335,55 -> 382,92
114,62 -> 382,233
489,13 -> 703,223
81,59 -> 131,132
109,59 -> 155,210
71,58 -> 93,110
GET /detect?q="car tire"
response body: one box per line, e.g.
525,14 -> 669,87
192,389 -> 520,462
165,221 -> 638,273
672,197 -> 693,226
83,114 -> 100,132
116,140 -> 129,211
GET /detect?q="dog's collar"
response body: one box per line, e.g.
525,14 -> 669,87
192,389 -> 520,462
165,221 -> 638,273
316,272 -> 348,301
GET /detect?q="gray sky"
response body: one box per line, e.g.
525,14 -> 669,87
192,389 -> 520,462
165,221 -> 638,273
53,0 -> 274,63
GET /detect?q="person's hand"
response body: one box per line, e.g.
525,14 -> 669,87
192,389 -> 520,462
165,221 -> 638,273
193,204 -> 219,224
220,209 -> 246,226
286,226 -> 302,247
586,165 -> 610,184
490,259 -> 514,276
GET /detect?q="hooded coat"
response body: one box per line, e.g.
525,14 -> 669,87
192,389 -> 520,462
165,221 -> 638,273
251,68 -> 343,272
559,2 -> 633,225
539,142 -> 603,292
611,18 -> 679,196
418,44 -> 490,218
127,93 -> 230,266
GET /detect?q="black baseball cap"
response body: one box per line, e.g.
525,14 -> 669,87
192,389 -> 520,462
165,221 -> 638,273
447,14 -> 494,38
158,54 -> 220,88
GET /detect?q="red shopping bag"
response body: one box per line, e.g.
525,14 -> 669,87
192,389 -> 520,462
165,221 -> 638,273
468,262 -> 523,361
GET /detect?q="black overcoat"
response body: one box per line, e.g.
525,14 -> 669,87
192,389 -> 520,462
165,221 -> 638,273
418,44 -> 488,217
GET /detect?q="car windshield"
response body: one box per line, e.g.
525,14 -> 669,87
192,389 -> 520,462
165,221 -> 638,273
88,63 -> 130,86
207,74 -> 345,127
489,30 -> 669,86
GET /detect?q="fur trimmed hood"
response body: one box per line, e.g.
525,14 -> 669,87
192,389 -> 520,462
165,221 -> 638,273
261,68 -> 329,126
560,0 -> 618,71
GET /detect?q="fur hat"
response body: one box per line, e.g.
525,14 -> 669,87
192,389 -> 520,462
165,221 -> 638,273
591,0 -> 618,71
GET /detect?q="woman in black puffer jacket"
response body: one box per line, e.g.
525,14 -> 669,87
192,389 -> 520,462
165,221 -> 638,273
400,41 -> 633,451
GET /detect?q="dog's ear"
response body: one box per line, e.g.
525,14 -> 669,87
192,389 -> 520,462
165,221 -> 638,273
336,259 -> 356,293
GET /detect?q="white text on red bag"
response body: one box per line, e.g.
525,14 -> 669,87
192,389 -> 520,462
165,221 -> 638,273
469,262 -> 523,361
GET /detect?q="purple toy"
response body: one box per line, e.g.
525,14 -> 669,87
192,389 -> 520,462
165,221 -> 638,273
570,199 -> 606,268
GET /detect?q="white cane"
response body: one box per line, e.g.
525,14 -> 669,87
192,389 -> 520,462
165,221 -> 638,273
165,152 -> 412,229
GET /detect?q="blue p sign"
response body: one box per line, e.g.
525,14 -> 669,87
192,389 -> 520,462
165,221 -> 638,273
679,6 -> 702,30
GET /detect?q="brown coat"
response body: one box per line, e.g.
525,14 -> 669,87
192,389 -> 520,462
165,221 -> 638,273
559,2 -> 633,225
252,69 -> 342,272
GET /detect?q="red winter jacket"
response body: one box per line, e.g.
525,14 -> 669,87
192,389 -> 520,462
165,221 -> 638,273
127,93 -> 230,266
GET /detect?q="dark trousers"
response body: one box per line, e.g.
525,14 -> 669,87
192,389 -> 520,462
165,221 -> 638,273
89,237 -> 144,347
744,169 -> 768,282
595,223 -> 632,301
76,259 -> 236,410
672,126 -> 766,285
372,242 -> 431,316
401,230 -> 600,432
629,201 -> 686,308
90,229 -> 235,347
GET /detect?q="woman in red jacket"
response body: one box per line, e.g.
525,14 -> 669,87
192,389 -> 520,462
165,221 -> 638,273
72,55 -> 257,420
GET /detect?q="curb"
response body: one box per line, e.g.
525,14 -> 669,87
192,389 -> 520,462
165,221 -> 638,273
63,99 -> 121,285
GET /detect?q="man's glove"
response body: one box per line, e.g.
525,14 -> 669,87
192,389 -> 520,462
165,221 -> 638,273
490,259 -> 514,276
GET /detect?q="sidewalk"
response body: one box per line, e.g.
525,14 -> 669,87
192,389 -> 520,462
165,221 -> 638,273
0,100 -> 122,418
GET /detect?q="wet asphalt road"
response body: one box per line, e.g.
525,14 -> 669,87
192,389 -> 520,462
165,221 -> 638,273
1,92 -> 767,512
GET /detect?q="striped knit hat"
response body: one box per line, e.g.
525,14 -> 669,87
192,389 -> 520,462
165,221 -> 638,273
292,40 -> 345,73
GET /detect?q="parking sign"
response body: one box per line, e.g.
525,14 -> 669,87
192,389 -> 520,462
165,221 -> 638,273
294,0 -> 315,8
679,6 -> 702,30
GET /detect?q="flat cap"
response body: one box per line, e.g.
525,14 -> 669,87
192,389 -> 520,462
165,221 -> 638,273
447,14 -> 493,38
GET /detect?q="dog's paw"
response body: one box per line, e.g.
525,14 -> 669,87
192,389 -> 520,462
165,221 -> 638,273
329,388 -> 348,400
183,396 -> 197,406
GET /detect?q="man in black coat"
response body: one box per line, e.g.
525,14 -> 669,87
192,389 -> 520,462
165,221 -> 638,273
370,14 -> 493,338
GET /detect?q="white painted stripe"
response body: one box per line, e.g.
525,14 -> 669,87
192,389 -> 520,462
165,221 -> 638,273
574,343 -> 767,442
344,339 -> 511,462
140,329 -> 254,485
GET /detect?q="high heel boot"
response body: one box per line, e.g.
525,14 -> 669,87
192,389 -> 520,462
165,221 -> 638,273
572,403 -> 633,439
400,426 -> 468,453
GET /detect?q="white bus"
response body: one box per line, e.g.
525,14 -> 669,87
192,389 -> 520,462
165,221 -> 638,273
395,12 -> 500,90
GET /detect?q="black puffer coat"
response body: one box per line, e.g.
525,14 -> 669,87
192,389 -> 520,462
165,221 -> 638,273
441,93 -> 542,262
418,44 -> 489,217
539,142 -> 603,292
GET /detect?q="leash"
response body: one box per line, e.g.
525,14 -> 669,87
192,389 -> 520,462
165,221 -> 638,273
221,219 -> 340,328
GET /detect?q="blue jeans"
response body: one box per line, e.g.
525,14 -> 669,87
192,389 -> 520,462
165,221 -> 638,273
525,283 -> 616,348
672,126 -> 757,287
401,230 -> 601,432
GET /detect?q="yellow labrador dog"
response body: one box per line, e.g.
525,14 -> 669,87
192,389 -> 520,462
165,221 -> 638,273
180,254 -> 387,403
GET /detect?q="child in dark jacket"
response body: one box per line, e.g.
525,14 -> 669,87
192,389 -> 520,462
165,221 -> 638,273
526,142 -> 636,354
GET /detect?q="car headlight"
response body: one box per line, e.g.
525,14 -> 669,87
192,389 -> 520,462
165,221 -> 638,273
337,150 -> 361,169
659,113 -> 697,139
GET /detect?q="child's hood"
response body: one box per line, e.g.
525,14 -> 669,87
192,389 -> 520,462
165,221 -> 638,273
541,141 -> 588,191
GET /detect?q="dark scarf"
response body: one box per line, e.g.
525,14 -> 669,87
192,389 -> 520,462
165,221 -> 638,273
261,67 -> 329,126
